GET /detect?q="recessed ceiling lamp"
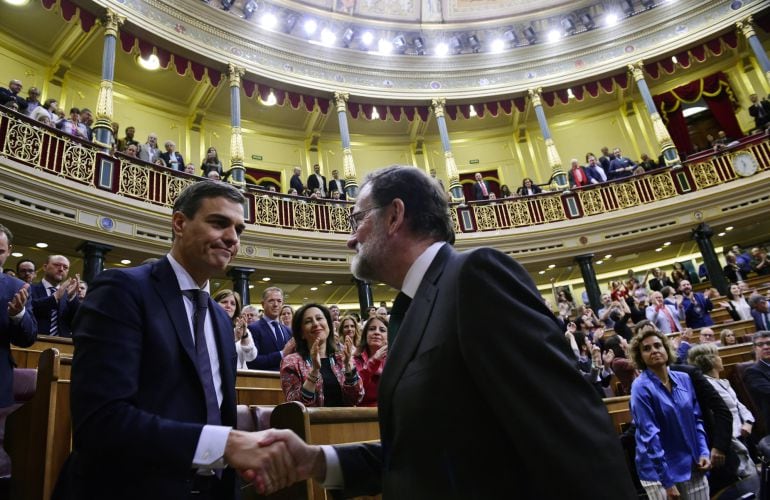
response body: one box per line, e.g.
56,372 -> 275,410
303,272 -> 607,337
120,259 -> 132,265
248,284 -> 254,289
548,264 -> 556,269
303,19 -> 317,36
596,260 -> 604,265
11,252 -> 22,257
35,242 -> 48,248
435,42 -> 449,57
5,0 -> 30,5
261,91 -> 277,106
725,226 -> 734,231
260,13 -> 277,30
320,28 -> 336,46
360,31 -> 374,46
718,232 -> 726,237
663,241 -> 672,246
262,277 -> 271,281
604,254 -> 612,259
137,54 -> 160,71
538,270 -> 546,275
310,287 -> 318,291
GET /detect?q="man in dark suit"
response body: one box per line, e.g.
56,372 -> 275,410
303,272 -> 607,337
471,172 -> 491,200
585,155 -> 608,184
306,163 -> 327,197
750,294 -> 770,331
30,255 -> 80,337
328,169 -> 346,200
648,267 -> 674,292
159,140 -> 185,171
609,147 -> 636,179
742,331 -> 770,436
289,166 -> 304,194
59,181 -> 295,499
0,224 -> 37,408
261,166 -> 636,498
748,93 -> 770,130
246,286 -> 294,371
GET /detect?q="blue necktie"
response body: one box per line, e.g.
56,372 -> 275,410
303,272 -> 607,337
184,290 -> 221,425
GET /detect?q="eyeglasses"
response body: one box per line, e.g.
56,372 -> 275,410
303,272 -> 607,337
349,206 -> 381,233
755,341 -> 770,348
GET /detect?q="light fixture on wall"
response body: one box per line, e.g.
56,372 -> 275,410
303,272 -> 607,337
260,91 -> 277,106
136,54 -> 160,71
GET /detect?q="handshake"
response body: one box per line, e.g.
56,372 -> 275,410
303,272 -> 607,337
224,428 -> 326,495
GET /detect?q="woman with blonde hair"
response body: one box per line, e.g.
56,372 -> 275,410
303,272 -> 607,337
338,315 -> 362,348
212,289 -> 256,369
629,320 -> 711,499
687,342 -> 756,483
719,328 -> 738,346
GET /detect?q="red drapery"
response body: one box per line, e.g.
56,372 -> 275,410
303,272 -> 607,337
653,72 -> 742,154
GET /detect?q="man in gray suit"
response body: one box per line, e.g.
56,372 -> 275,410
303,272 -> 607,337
260,165 -> 636,498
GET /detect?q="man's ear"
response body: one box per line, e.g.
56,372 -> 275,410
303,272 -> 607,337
386,199 -> 406,236
171,211 -> 186,238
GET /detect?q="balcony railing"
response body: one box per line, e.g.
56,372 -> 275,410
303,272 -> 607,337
1,107 -> 767,235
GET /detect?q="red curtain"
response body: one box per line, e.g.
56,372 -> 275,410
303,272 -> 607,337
653,72 -> 741,154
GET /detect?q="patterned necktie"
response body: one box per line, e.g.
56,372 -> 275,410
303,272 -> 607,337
388,292 -> 413,345
184,289 -> 221,425
480,181 -> 488,197
48,286 -> 59,336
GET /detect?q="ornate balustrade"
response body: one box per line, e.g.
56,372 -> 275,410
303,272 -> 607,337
1,107 -> 768,236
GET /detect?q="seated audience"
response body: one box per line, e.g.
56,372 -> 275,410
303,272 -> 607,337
629,322 -> 712,499
279,304 -> 294,329
750,293 -> 770,331
699,328 -> 720,346
280,303 -> 364,407
353,314 -> 388,407
719,329 -> 737,346
206,171 -> 221,182
639,153 -> 658,171
750,247 -> 770,276
183,163 -> 196,175
743,331 -> 770,431
646,291 -> 684,334
201,146 -> 224,177
516,177 -> 542,196
721,283 -> 752,322
213,289 -> 256,369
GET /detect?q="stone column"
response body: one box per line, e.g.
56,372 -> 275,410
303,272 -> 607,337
355,278 -> 373,319
528,88 -> 567,190
334,92 -> 359,200
227,266 -> 254,306
228,64 -> 246,188
737,17 -> 770,85
76,241 -> 112,284
691,223 -> 729,296
92,10 -> 124,153
431,98 -> 463,202
628,62 -> 681,167
575,254 -> 602,312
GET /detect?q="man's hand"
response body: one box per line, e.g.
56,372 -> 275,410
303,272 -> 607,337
224,429 -> 298,494
253,429 -> 327,483
666,485 -> 680,499
7,283 -> 29,316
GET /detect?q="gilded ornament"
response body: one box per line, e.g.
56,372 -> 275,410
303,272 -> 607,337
473,205 -> 499,231
506,201 -> 532,227
254,196 -> 279,225
4,120 -> 42,165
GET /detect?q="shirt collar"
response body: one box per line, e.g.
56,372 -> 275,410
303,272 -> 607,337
166,253 -> 210,293
41,278 -> 57,290
400,241 -> 446,299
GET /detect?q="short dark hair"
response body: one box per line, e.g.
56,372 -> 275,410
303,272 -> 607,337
363,165 -> 453,243
0,223 -> 12,244
292,303 -> 337,357
749,293 -> 768,308
660,286 -> 674,298
172,180 -> 245,220
69,107 -> 80,115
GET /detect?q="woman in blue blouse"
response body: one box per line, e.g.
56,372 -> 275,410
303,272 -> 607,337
629,320 -> 711,499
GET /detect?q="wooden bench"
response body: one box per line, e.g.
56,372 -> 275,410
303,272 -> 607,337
5,348 -> 72,500
31,335 -> 74,356
266,402 -> 380,500
236,387 -> 286,406
237,369 -> 282,389
604,396 -> 632,434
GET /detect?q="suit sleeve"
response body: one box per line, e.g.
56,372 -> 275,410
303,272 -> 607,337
456,249 -> 636,497
331,442 -> 383,498
8,283 -> 37,347
69,269 -> 203,473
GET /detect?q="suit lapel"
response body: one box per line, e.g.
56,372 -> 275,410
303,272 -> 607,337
209,298 -> 237,424
150,258 -> 197,367
379,245 -> 452,435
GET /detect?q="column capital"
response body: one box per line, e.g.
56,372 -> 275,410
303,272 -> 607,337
627,61 -> 645,82
527,88 -> 543,107
102,9 -> 125,38
334,91 -> 349,112
737,17 -> 756,39
228,63 -> 245,88
431,98 -> 446,117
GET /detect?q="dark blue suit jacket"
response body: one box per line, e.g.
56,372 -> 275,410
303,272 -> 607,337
246,316 -> 290,371
62,257 -> 238,499
30,281 -> 80,337
0,274 -> 37,407
752,309 -> 770,331
332,244 -> 636,498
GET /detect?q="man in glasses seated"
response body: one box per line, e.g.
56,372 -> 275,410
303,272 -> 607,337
742,330 -> 770,431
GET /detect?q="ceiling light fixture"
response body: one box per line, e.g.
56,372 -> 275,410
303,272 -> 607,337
137,54 -> 160,71
35,242 -> 48,248
320,28 -> 336,46
468,105 -> 477,117
377,39 -> 393,54
303,19 -> 317,36
11,252 -> 22,257
262,277 -> 271,281
260,13 -> 277,29
360,31 -> 374,46
605,13 -> 619,27
371,106 -> 380,119
261,91 -> 277,106
547,30 -> 561,43
310,287 -> 318,291
490,39 -> 505,53
324,280 -> 333,284
120,259 -> 132,265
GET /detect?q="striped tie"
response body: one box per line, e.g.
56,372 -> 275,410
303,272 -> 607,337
49,286 -> 59,336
